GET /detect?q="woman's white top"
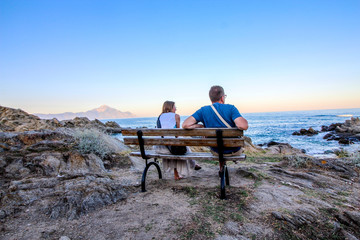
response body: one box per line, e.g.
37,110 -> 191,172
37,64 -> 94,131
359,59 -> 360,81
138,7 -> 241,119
159,112 -> 176,129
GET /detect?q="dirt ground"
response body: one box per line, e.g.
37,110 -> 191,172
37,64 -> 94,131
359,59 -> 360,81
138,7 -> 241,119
1,156 -> 359,240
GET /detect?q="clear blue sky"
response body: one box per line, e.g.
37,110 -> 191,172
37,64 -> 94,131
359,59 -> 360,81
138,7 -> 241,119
1,0 -> 359,117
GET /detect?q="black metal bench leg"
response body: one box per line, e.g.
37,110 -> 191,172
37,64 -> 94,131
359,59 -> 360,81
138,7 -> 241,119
141,161 -> 162,192
225,165 -> 230,186
220,165 -> 228,200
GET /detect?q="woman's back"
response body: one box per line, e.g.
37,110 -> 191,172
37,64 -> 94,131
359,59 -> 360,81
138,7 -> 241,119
159,112 -> 176,129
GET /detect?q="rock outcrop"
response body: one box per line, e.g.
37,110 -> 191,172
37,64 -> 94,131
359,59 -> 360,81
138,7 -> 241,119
321,117 -> 360,144
292,117 -> 360,145
252,140 -> 307,156
61,117 -> 122,133
0,106 -> 58,132
0,106 -> 122,133
264,141 -> 306,155
243,136 -> 264,153
0,128 -> 131,221
292,127 -> 319,136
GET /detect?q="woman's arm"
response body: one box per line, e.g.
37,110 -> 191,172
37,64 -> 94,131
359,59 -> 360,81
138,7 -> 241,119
175,114 -> 181,128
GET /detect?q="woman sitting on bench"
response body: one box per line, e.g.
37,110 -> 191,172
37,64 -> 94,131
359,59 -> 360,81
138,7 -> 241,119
155,101 -> 201,180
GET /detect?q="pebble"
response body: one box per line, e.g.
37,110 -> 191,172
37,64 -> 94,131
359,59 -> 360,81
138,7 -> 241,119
59,236 -> 71,240
0,210 -> 6,219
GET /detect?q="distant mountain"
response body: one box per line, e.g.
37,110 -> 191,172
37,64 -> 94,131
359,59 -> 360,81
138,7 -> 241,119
35,105 -> 136,120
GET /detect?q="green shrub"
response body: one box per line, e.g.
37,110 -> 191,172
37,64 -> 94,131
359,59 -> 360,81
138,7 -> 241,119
334,148 -> 349,158
72,128 -> 120,158
349,149 -> 360,168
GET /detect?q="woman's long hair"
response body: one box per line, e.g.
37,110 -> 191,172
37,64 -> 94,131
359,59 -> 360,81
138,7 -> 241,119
162,101 -> 175,113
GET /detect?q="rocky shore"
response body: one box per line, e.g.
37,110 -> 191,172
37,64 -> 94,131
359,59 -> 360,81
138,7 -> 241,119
1,106 -> 130,233
293,117 -> 360,145
0,128 -> 130,222
1,106 -> 359,240
0,106 -> 122,134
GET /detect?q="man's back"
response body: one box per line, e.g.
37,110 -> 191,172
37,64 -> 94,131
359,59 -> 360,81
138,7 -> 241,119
182,85 -> 248,155
182,85 -> 248,132
192,103 -> 242,128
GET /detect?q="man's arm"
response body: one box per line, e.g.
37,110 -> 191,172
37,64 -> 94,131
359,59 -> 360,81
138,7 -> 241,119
234,117 -> 248,130
182,116 -> 204,129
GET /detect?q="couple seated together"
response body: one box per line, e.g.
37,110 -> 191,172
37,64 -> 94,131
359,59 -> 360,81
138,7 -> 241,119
155,85 -> 248,180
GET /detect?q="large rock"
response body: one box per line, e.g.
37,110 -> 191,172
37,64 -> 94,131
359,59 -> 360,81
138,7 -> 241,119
60,152 -> 106,176
0,106 -> 59,132
2,175 -> 127,220
105,121 -> 121,128
265,141 -> 306,155
335,117 -> 360,134
0,106 -> 131,224
244,139 -> 307,156
0,128 -> 131,221
321,123 -> 342,132
298,117 -> 360,145
323,117 -> 360,144
0,129 -> 131,179
243,136 -> 264,153
48,175 -> 127,219
0,106 -> 122,133
61,117 -> 108,131
104,121 -> 122,133
292,127 -> 319,136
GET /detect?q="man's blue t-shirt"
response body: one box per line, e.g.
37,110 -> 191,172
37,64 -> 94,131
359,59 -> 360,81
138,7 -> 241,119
192,103 -> 242,153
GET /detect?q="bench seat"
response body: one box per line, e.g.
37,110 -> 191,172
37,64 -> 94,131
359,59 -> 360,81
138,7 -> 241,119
130,150 -> 246,162
122,128 -> 245,199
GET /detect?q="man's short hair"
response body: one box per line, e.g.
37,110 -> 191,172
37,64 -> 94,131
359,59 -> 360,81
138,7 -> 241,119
209,85 -> 225,102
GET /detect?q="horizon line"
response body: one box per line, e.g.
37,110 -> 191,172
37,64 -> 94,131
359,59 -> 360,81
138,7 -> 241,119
100,107 -> 360,120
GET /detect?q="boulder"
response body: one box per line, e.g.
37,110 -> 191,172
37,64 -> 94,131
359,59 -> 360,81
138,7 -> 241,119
59,152 -> 106,176
243,136 -> 264,153
36,153 -> 62,176
0,129 -> 130,180
305,117 -> 360,144
266,142 -> 306,155
0,106 -> 58,132
104,121 -> 122,133
0,128 -> 131,221
292,127 -> 319,136
0,105 -> 122,133
2,175 -> 127,221
105,121 -> 120,128
325,123 -> 342,132
338,138 -> 353,145
252,141 -> 307,156
323,133 -> 333,139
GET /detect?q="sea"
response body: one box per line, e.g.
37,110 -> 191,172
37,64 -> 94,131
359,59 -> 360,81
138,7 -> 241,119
104,108 -> 360,158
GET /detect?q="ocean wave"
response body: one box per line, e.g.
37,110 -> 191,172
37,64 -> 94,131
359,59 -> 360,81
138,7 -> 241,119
313,115 -> 335,117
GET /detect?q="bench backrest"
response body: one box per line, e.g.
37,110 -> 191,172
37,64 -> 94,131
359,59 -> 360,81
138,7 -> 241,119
122,128 -> 244,147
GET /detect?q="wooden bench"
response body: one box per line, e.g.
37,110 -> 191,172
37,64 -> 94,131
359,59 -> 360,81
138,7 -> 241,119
122,128 -> 246,199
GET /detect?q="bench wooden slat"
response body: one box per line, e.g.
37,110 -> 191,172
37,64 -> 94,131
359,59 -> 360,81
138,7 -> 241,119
123,137 -> 244,147
129,150 -> 246,161
122,128 -> 243,137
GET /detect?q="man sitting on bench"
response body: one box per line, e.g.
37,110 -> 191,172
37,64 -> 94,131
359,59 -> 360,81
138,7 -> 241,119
182,85 -> 248,170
